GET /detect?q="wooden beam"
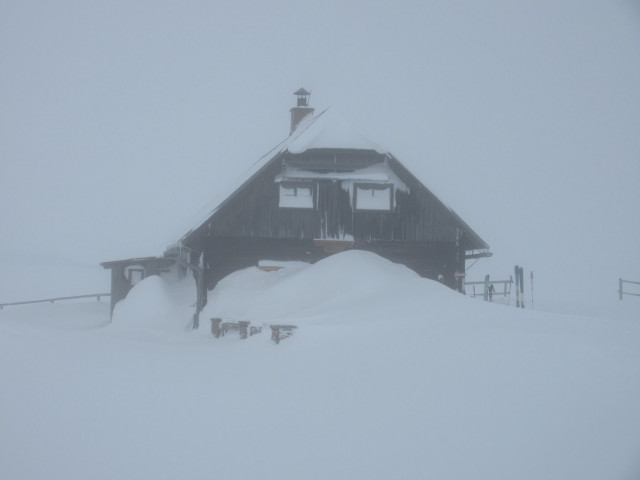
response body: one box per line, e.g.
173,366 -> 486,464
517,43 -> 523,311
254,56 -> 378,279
313,238 -> 354,253
465,251 -> 493,260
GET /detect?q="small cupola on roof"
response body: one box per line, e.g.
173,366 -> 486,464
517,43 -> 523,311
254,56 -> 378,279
290,88 -> 314,135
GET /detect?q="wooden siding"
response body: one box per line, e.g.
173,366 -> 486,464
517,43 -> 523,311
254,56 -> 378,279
103,148 -> 487,310
282,148 -> 385,171
177,148 -> 489,296
196,154 -> 462,245
387,156 -> 487,251
101,257 -> 175,315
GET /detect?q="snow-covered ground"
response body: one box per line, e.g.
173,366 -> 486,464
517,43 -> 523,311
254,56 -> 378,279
0,248 -> 107,302
1,251 -> 639,480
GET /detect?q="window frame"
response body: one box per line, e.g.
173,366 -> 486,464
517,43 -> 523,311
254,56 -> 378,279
353,183 -> 394,212
278,181 -> 317,210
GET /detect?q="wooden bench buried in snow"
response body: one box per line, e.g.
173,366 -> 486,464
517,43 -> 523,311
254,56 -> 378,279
210,318 -> 261,339
209,318 -> 295,343
270,324 -> 297,344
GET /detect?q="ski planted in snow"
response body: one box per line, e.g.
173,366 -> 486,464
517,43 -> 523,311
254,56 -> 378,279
515,265 -> 520,308
519,266 -> 525,309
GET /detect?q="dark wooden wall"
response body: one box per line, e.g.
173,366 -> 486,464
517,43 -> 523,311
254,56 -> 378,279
195,157 -> 459,246
109,265 -> 131,315
103,258 -> 174,316
180,149 -> 485,295
103,151 -> 485,312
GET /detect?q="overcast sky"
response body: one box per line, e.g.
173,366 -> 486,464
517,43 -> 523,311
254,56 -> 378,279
1,0 -> 639,315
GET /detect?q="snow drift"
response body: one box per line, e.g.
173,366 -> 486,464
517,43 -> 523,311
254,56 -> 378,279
1,251 -> 640,480
202,250 -> 462,326
111,272 -> 196,333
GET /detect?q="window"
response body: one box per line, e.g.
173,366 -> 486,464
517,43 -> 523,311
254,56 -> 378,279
127,268 -> 145,286
355,184 -> 393,211
279,182 -> 315,209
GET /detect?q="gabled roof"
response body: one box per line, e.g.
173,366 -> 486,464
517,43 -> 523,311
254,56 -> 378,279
177,109 -> 489,251
177,109 -> 358,243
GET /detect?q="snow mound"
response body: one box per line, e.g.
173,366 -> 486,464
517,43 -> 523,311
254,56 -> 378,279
111,274 -> 196,333
202,250 -> 461,325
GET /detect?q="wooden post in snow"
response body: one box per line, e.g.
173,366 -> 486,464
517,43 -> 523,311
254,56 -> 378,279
211,318 -> 222,338
270,325 -> 297,344
483,275 -> 490,302
239,321 -> 250,339
619,278 -> 623,300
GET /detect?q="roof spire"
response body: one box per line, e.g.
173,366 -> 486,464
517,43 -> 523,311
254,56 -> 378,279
290,88 -> 314,135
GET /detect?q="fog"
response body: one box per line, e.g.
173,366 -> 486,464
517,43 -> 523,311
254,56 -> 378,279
2,0 -> 639,317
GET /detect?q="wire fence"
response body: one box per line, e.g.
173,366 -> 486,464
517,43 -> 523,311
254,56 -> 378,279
0,294 -> 110,310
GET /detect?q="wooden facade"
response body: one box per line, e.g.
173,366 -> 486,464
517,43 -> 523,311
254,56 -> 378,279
181,146 -> 489,296
102,93 -> 490,321
100,256 -> 175,314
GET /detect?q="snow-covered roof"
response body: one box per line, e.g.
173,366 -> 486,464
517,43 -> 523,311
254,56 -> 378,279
285,108 -> 388,154
177,108 -> 389,244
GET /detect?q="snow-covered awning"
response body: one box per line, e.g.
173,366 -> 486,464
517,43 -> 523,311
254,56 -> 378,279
275,162 -> 409,194
276,165 -> 390,183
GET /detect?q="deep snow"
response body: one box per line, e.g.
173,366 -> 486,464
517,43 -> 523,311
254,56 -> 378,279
1,251 -> 639,480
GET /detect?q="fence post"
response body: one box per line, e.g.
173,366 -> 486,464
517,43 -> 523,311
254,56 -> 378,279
619,278 -> 623,300
483,275 -> 490,301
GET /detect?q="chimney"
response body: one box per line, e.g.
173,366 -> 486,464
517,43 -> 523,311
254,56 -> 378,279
290,88 -> 314,134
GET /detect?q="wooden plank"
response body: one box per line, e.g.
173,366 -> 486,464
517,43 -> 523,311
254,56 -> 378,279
313,238 -> 354,253
465,252 -> 493,260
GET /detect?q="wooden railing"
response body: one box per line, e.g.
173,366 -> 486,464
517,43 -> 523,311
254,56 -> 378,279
0,293 -> 110,310
619,279 -> 640,300
465,276 -> 512,302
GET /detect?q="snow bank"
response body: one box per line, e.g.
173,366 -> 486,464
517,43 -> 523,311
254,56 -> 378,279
2,251 -> 640,480
202,250 -> 459,326
111,272 -> 196,333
